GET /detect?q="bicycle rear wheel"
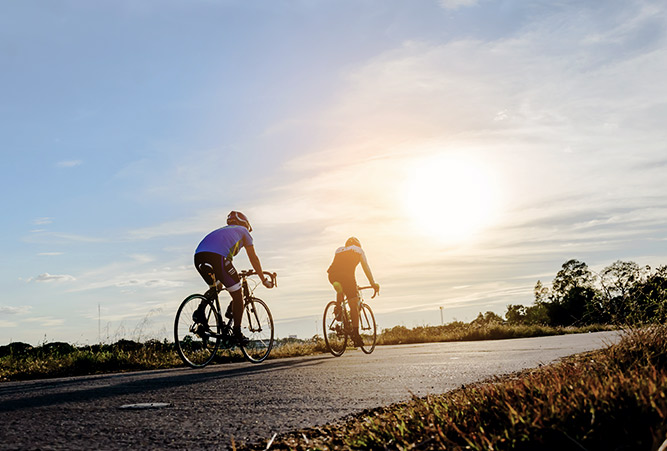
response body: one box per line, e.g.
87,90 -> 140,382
174,294 -> 222,368
359,302 -> 377,354
239,297 -> 274,363
323,301 -> 347,357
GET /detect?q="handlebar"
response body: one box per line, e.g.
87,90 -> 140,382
358,285 -> 379,299
239,270 -> 278,287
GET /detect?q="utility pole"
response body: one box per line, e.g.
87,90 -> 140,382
98,303 -> 101,344
439,306 -> 444,325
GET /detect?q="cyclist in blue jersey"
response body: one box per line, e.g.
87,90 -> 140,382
327,237 -> 380,347
193,211 -> 273,344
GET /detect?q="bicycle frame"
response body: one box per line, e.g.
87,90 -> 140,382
175,269 -> 277,367
323,285 -> 377,356
204,271 -> 274,342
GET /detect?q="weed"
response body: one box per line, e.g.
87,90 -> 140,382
260,325 -> 667,451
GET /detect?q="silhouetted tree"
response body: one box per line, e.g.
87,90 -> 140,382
472,311 -> 504,326
598,261 -> 646,323
505,304 -> 526,324
627,265 -> 667,323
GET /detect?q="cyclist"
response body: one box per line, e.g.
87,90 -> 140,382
327,237 -> 380,347
193,211 -> 273,345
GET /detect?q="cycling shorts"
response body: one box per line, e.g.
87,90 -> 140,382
328,272 -> 358,300
194,252 -> 242,292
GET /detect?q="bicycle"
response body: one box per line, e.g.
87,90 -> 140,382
322,285 -> 377,356
174,269 -> 277,367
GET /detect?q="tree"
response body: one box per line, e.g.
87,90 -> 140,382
472,311 -> 504,326
548,259 -> 600,326
598,260 -> 645,323
505,304 -> 526,325
627,265 -> 667,323
534,280 -> 550,304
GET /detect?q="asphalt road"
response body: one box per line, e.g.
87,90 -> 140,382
0,331 -> 619,450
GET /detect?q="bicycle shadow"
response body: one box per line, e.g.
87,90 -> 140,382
0,354 -> 332,412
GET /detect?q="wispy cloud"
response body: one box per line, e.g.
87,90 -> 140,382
30,273 -> 76,283
32,217 -> 53,226
23,231 -> 106,244
24,317 -> 65,327
0,305 -> 31,315
56,160 -> 82,168
439,0 -> 479,10
116,279 -> 184,288
244,1 -> 667,323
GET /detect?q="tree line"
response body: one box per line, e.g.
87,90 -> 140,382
504,259 -> 667,327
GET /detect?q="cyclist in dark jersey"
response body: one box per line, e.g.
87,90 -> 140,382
327,237 -> 380,347
193,211 -> 273,344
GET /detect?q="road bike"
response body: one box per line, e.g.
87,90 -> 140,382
322,285 -> 377,356
174,270 -> 277,367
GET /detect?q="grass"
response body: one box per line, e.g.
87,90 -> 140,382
377,322 -> 614,345
4,323 -> 661,449
0,339 -> 183,382
248,325 -> 667,450
0,323 -> 615,382
0,323 -> 613,382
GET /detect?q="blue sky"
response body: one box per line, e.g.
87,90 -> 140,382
2,0 -> 667,345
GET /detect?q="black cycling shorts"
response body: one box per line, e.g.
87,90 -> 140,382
194,252 -> 241,292
328,271 -> 358,300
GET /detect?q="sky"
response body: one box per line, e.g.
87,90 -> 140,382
2,0 -> 667,345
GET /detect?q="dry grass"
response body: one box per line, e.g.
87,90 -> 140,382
0,324 -> 614,382
250,325 -> 667,450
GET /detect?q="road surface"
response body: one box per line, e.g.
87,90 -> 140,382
0,331 -> 619,450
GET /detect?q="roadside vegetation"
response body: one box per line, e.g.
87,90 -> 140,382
0,323 -> 609,382
2,258 -> 666,448
3,257 -> 664,382
249,325 -> 667,450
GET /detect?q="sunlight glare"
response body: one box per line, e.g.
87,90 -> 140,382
401,153 -> 500,244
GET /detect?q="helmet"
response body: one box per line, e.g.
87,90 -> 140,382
345,236 -> 361,247
227,211 -> 252,232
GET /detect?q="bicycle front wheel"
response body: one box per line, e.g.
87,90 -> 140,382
174,294 -> 222,368
359,302 -> 377,354
239,297 -> 274,363
323,301 -> 347,357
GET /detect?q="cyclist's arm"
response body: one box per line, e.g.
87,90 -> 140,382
245,245 -> 272,287
359,251 -> 377,287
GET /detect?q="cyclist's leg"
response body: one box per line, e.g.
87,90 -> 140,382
195,252 -> 225,292
339,276 -> 363,346
193,253 -> 242,334
328,274 -> 345,317
339,281 -> 359,330
193,252 -> 226,324
217,258 -> 247,343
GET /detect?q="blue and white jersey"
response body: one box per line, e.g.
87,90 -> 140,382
195,225 -> 253,260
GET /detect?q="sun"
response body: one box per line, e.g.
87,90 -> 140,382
401,154 -> 500,244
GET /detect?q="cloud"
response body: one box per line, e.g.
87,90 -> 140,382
23,231 -> 106,244
0,305 -> 31,315
56,160 -> 82,168
116,279 -> 184,288
38,252 -> 64,256
31,273 -> 76,283
243,1 -> 667,324
32,217 -> 53,226
439,0 -> 479,10
24,317 -> 65,327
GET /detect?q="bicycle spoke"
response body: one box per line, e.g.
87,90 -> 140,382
239,297 -> 274,363
359,303 -> 377,354
323,301 -> 347,356
174,294 -> 222,368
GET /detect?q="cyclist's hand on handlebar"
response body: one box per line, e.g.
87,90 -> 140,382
262,278 -> 274,289
372,283 -> 380,298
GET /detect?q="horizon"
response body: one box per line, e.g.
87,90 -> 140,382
2,0 -> 667,345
